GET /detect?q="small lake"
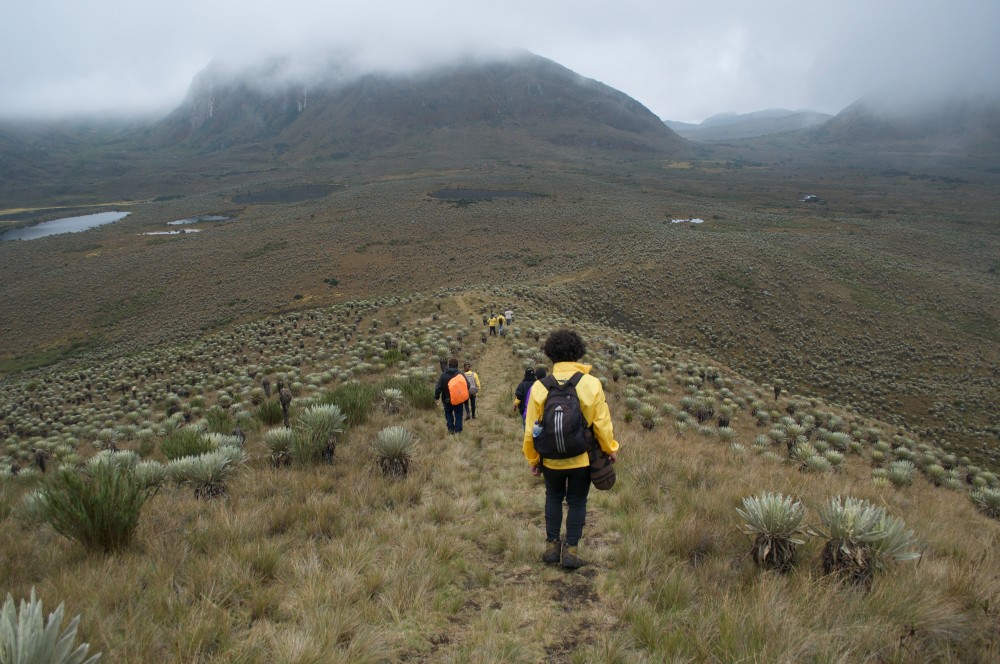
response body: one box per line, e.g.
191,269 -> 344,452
167,215 -> 230,225
671,218 -> 705,224
1,211 -> 130,241
142,229 -> 202,236
430,189 -> 540,201
233,184 -> 339,204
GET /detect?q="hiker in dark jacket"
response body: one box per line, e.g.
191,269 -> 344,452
513,367 -> 536,422
434,358 -> 466,434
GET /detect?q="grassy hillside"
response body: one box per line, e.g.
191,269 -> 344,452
2,152 -> 996,466
1,290 -> 999,662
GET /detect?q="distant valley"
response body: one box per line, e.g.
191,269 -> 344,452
0,51 -> 998,467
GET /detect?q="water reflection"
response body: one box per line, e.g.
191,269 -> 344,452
167,215 -> 229,225
1,211 -> 129,241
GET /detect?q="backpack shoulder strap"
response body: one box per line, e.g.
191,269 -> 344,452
565,372 -> 595,430
540,375 -> 560,390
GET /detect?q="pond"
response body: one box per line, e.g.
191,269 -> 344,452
233,184 -> 340,204
670,218 -> 705,224
141,229 -> 202,236
1,211 -> 130,241
167,215 -> 230,225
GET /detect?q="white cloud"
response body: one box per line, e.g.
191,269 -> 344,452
1,0 -> 997,122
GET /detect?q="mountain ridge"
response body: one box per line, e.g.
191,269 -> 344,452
150,51 -> 688,159
666,109 -> 832,141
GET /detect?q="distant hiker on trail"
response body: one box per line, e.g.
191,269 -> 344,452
497,315 -> 505,335
463,362 -> 481,420
514,366 -> 547,423
434,358 -> 469,435
522,329 -> 620,569
488,314 -> 499,336
513,367 -> 536,422
504,309 -> 513,325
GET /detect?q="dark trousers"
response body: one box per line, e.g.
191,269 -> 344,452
489,326 -> 497,336
444,402 -> 464,433
464,395 -> 477,418
541,465 -> 591,546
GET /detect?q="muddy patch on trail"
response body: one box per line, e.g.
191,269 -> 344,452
545,624 -> 594,663
551,568 -> 599,612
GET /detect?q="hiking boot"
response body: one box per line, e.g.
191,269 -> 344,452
542,540 -> 561,564
561,543 -> 585,569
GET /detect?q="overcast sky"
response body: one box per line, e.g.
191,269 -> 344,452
2,0 -> 997,123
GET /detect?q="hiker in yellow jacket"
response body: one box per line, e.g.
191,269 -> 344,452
488,314 -> 499,336
463,362 -> 481,420
522,329 -> 619,569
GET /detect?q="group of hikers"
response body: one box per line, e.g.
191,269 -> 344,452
433,326 -> 620,570
486,309 -> 513,336
432,358 -> 480,434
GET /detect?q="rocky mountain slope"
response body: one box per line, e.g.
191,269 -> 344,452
150,51 -> 688,160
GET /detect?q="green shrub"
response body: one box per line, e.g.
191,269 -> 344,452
292,405 -> 346,465
382,348 -> 403,367
0,588 -> 101,664
393,377 -> 435,410
204,405 -> 233,434
254,400 -> 284,426
160,425 -> 212,461
320,383 -> 374,426
28,463 -> 155,552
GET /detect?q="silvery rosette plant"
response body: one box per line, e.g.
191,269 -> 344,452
0,588 -> 100,664
736,492 -> 808,571
818,496 -> 919,584
374,426 -> 418,478
969,487 -> 1000,519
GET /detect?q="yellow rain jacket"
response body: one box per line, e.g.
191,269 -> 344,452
522,361 -> 619,470
464,371 -> 481,393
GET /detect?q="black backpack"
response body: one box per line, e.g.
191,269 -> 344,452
536,373 -> 594,459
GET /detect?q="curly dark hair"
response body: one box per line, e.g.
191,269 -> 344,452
542,329 -> 586,363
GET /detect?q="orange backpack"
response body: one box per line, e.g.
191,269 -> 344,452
447,373 -> 470,404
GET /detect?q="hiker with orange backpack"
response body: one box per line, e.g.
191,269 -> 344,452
434,358 -> 469,434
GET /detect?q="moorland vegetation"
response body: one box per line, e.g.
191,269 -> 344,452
1,290 -> 999,662
2,149 -> 996,467
0,51 -> 998,661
